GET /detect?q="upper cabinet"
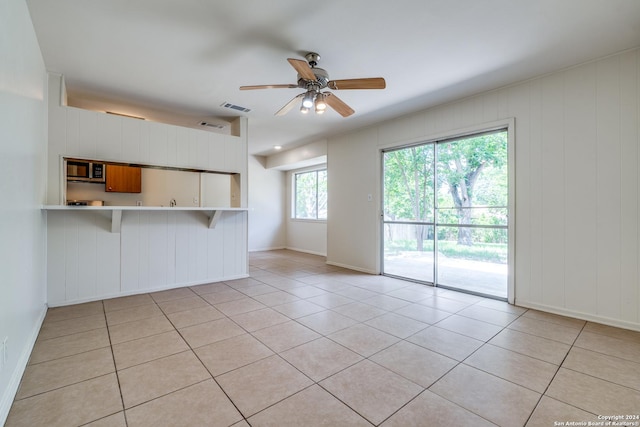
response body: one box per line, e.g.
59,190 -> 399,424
105,164 -> 141,193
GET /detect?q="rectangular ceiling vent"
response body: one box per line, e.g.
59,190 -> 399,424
220,102 -> 251,113
200,121 -> 226,129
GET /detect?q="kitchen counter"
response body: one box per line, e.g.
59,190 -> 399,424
42,205 -> 248,232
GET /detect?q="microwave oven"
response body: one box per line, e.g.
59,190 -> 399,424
66,160 -> 105,183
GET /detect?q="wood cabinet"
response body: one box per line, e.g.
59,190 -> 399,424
105,164 -> 141,193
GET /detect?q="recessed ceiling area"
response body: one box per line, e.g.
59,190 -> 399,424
26,0 -> 640,155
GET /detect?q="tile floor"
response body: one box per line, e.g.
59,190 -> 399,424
6,250 -> 640,426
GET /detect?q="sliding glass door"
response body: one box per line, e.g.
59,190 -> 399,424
382,129 -> 509,299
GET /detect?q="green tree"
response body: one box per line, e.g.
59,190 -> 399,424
383,146 -> 433,251
437,132 -> 507,245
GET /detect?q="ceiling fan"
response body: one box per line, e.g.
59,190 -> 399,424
240,52 -> 386,117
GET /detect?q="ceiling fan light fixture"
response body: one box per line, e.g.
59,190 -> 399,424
302,91 -> 315,109
315,93 -> 327,112
300,105 -> 310,114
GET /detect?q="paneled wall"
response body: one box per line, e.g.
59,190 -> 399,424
46,74 -> 248,306
327,48 -> 640,330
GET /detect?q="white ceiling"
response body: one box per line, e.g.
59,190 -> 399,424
27,0 -> 640,156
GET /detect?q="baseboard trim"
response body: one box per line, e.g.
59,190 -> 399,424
515,299 -> 640,332
285,247 -> 327,257
0,303 -> 47,425
248,246 -> 286,252
47,274 -> 251,308
325,260 -> 378,275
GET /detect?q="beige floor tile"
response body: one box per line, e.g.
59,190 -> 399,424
216,355 -> 313,417
562,346 -> 640,391
251,290 -> 300,307
362,294 -> 411,311
280,337 -> 362,382
38,313 -> 106,341
464,343 -> 558,393
328,323 -> 399,357
108,315 -> 174,345
507,316 -> 581,344
179,317 -> 246,348
407,326 -> 484,361
525,396 -> 599,427
546,368 -> 640,415
434,314 -> 503,341
248,384 -> 371,427
430,364 -> 540,427
574,330 -> 640,363
44,301 -> 104,323
284,285 -> 327,299
305,293 -> 354,309
251,320 -> 321,352
475,299 -> 528,315
29,328 -> 110,364
582,322 -> 640,343
6,373 -> 122,427
125,379 -> 242,427
189,282 -> 233,295
365,312 -> 429,339
225,277 -> 264,288
489,328 -> 571,365
236,283 -> 279,297
17,347 -> 114,399
149,287 -> 196,302
84,412 -> 127,427
214,297 -> 267,316
394,303 -> 452,325
105,304 -> 163,326
230,421 -> 250,427
319,359 -> 423,425
437,291 -> 484,304
381,390 -> 497,427
457,305 -> 521,327
418,296 -> 471,313
195,334 -> 274,377
112,330 -> 189,369
272,299 -> 326,318
103,294 -> 154,312
385,287 -> 434,302
296,310 -> 359,335
330,301 -> 387,322
200,288 -> 246,304
164,305 -> 225,328
156,296 -> 209,314
522,309 -> 586,329
230,307 -> 290,332
333,286 -> 380,301
371,341 -> 457,388
118,351 -> 210,408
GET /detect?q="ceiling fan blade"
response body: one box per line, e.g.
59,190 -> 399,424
240,84 -> 298,90
275,93 -> 305,116
324,93 -> 355,117
287,58 -> 317,81
327,77 -> 386,90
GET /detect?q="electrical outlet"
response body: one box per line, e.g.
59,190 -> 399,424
193,197 -> 199,205
136,200 -> 142,206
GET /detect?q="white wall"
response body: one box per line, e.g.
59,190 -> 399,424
248,155 -> 286,251
46,75 -> 249,306
327,48 -> 640,331
0,0 -> 48,423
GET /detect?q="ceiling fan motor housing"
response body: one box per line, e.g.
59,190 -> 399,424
298,67 -> 330,89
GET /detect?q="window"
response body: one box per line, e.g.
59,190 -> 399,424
293,169 -> 327,219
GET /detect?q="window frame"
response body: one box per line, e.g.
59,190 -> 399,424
292,167 -> 327,221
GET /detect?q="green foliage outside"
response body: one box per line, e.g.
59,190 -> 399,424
383,130 -> 508,262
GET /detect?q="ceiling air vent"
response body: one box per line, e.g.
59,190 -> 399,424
200,121 -> 226,129
220,102 -> 251,113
